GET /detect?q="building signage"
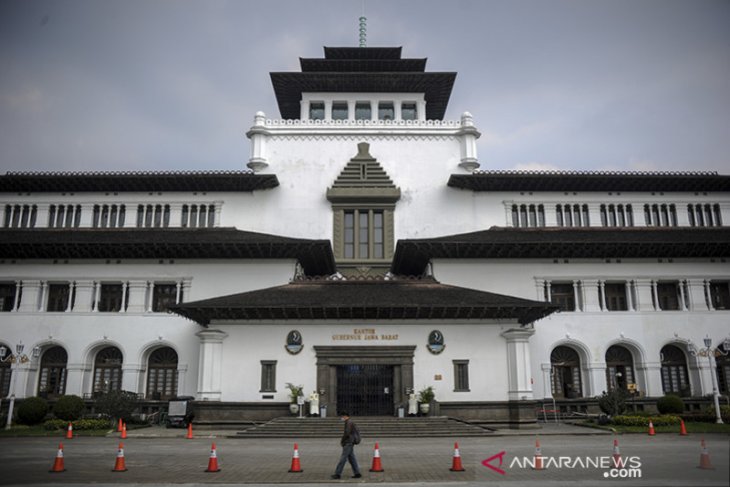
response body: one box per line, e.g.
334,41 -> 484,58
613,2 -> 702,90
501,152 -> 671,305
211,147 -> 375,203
332,328 -> 399,341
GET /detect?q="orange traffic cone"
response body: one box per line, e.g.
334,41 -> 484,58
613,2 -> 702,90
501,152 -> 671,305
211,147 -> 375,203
679,419 -> 688,436
698,438 -> 714,470
117,418 -> 123,432
65,423 -> 73,440
186,423 -> 193,439
612,438 -> 623,469
647,421 -> 656,436
121,422 -> 127,439
449,442 -> 465,472
49,442 -> 66,473
533,438 -> 544,470
112,442 -> 128,472
370,442 -> 384,472
205,443 -> 221,472
288,443 -> 303,473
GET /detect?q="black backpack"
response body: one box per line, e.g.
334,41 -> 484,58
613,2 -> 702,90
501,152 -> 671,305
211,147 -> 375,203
351,422 -> 361,445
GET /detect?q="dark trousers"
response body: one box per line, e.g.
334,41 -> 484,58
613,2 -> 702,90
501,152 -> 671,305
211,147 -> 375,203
334,443 -> 360,476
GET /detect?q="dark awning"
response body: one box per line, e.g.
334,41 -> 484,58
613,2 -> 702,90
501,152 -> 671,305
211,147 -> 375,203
0,171 -> 279,193
0,228 -> 335,276
448,170 -> 730,193
391,227 -> 730,276
169,278 -> 557,326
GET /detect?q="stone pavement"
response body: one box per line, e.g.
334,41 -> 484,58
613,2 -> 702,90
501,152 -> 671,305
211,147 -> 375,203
0,433 -> 727,486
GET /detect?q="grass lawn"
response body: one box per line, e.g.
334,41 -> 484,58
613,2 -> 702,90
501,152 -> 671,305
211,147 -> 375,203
576,420 -> 730,434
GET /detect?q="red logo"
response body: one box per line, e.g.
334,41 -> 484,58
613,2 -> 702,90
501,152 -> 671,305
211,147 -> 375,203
481,451 -> 507,475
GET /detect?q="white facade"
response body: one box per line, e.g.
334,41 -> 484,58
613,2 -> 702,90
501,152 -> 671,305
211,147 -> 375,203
1,44 -> 728,424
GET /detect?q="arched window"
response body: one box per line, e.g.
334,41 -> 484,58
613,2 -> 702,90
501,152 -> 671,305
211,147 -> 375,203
605,345 -> 635,392
716,343 -> 730,395
660,345 -> 689,395
38,346 -> 68,398
551,346 -> 582,398
0,342 -> 11,397
93,347 -> 123,394
146,347 -> 178,401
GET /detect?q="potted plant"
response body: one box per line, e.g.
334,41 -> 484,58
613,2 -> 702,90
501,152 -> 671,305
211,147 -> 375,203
285,383 -> 303,414
418,386 -> 435,415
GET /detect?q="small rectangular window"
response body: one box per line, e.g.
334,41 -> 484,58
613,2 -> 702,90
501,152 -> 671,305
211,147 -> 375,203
0,283 -> 17,312
152,283 -> 177,312
332,102 -> 348,120
453,360 -> 470,392
401,103 -> 417,120
260,360 -> 277,392
309,102 -> 324,120
550,283 -> 575,311
47,283 -> 71,312
355,102 -> 371,120
378,102 -> 394,121
710,281 -> 730,310
604,283 -> 628,311
98,284 -> 124,312
657,282 -> 680,311
344,211 -> 355,259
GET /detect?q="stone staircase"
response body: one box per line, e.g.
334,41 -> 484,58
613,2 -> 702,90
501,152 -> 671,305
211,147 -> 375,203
235,416 -> 494,438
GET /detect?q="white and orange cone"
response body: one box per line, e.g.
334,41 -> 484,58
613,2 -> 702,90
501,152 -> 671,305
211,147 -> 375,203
121,422 -> 127,439
647,421 -> 656,436
65,422 -> 73,440
698,438 -> 714,470
288,443 -> 303,473
449,442 -> 465,472
185,422 -> 193,439
533,437 -> 544,470
49,442 -> 66,473
117,418 -> 123,432
112,442 -> 128,472
612,438 -> 623,469
370,442 -> 384,472
205,443 -> 221,472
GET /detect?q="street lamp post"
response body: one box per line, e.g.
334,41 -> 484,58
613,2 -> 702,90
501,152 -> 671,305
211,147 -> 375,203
688,336 -> 730,425
0,342 -> 41,430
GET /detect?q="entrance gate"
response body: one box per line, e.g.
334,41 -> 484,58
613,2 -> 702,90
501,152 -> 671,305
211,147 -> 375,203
337,364 -> 394,416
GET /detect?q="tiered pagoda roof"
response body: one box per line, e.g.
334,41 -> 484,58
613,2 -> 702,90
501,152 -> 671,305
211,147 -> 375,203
271,46 -> 456,120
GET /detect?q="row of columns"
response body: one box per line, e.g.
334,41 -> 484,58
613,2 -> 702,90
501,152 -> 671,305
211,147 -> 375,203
300,99 -> 427,122
7,279 -> 190,313
506,202 -> 730,228
0,202 -> 222,229
537,279 -> 718,312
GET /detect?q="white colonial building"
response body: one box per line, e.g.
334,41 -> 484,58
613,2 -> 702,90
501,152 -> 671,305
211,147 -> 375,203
1,45 -> 729,426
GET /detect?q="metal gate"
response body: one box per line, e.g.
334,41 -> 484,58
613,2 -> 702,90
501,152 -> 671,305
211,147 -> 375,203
336,364 -> 394,416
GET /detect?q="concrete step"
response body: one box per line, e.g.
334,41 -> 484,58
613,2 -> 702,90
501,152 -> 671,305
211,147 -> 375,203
235,416 -> 493,438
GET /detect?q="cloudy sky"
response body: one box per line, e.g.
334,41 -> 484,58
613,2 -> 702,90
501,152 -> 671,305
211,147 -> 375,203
1,0 -> 728,173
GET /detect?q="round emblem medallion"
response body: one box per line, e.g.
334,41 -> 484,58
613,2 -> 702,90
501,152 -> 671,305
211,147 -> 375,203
427,330 -> 445,354
285,330 -> 303,355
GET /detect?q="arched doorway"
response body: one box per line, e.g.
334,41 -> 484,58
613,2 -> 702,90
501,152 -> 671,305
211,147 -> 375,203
93,347 -> 123,394
716,343 -> 730,395
551,346 -> 583,398
660,344 -> 690,395
38,346 -> 68,399
0,342 -> 11,397
146,347 -> 178,401
605,345 -> 635,392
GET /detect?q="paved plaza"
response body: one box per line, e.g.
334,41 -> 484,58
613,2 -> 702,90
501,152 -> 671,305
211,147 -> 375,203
0,427 -> 727,486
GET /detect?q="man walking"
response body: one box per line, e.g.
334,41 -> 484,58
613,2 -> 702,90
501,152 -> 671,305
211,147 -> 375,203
331,411 -> 362,479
